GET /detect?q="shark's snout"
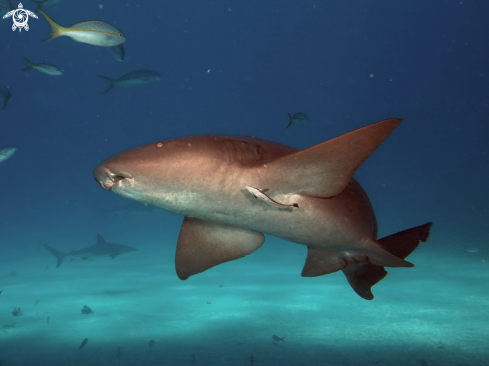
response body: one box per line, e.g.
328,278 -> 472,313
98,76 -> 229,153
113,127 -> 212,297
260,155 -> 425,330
93,165 -> 133,190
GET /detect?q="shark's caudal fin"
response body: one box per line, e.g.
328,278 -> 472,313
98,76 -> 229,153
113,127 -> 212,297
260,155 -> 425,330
259,118 -> 402,198
342,222 -> 433,300
44,245 -> 66,268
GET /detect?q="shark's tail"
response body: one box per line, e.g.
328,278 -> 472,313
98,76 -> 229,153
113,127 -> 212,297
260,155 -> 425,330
342,222 -> 433,300
44,245 -> 66,268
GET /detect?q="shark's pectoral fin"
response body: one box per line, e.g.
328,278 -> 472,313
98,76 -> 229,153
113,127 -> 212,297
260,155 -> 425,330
342,222 -> 433,300
109,254 -> 120,259
175,217 -> 265,280
260,118 -> 402,198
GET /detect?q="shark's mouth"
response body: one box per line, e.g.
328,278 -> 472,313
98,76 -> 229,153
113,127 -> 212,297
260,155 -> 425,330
94,167 -> 133,190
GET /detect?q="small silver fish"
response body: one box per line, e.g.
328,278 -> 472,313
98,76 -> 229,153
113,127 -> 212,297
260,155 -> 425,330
23,58 -> 63,76
98,70 -> 161,94
246,186 -> 299,208
0,87 -> 11,110
466,248 -> 480,253
79,338 -> 88,350
286,112 -> 309,128
272,334 -> 286,343
0,146 -> 16,163
39,9 -> 126,47
108,44 -> 125,62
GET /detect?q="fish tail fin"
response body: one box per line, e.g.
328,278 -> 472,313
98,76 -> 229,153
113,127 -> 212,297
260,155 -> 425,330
286,113 -> 293,128
38,9 -> 65,42
97,75 -> 115,94
342,222 -> 433,300
43,245 -> 66,268
23,58 -> 35,71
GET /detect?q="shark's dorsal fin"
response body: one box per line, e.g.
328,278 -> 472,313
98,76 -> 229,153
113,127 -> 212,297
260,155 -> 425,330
175,217 -> 265,280
96,234 -> 107,245
259,118 -> 402,198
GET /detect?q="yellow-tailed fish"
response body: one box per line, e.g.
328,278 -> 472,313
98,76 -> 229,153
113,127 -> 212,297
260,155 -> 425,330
38,9 -> 126,47
24,57 -> 63,76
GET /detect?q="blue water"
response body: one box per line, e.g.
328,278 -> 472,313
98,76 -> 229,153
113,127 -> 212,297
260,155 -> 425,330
1,1 -> 488,365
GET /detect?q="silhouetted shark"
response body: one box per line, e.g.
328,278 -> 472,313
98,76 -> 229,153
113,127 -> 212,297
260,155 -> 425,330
44,234 -> 137,268
93,119 -> 432,299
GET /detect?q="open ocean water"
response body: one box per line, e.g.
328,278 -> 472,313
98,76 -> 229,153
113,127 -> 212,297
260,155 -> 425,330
1,1 -> 488,365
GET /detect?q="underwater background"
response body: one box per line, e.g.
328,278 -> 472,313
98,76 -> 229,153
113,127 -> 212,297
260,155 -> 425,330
1,1 -> 488,365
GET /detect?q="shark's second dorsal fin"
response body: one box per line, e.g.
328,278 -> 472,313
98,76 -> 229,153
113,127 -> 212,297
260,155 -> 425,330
96,234 -> 107,245
175,217 -> 265,280
259,118 -> 402,198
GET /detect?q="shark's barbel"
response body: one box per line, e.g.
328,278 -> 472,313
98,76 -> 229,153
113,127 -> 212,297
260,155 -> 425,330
44,234 -> 137,268
93,118 -> 432,300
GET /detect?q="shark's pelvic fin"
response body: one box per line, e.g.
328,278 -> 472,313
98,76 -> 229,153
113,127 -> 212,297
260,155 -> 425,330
259,118 -> 402,198
342,222 -> 433,300
43,245 -> 66,268
175,217 -> 265,280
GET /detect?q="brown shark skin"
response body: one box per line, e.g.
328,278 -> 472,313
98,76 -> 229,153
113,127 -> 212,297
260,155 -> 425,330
93,119 -> 431,299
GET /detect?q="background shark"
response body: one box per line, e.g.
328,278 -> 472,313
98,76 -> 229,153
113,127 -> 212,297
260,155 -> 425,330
93,119 -> 432,300
44,234 -> 137,268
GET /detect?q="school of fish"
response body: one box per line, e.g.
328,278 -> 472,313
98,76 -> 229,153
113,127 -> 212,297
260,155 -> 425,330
1,1 -> 161,161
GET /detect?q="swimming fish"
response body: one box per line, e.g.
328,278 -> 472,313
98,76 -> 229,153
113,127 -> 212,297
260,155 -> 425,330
31,0 -> 61,11
246,186 -> 299,208
0,87 -> 11,110
286,112 -> 309,128
272,334 -> 285,343
97,70 -> 161,94
0,147 -> 16,163
79,338 -> 88,350
108,44 -> 125,62
93,118 -> 433,300
38,9 -> 126,47
81,305 -> 94,314
23,58 -> 63,76
11,308 -> 22,316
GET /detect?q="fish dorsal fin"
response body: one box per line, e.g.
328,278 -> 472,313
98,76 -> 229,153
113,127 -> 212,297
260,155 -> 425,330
175,217 -> 265,280
96,234 -> 107,245
260,118 -> 402,198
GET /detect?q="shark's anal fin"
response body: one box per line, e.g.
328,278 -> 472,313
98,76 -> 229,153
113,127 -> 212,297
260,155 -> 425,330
175,217 -> 265,280
342,222 -> 433,300
301,247 -> 348,277
260,118 -> 402,198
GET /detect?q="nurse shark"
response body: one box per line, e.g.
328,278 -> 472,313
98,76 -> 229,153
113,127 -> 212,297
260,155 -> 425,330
93,118 -> 432,300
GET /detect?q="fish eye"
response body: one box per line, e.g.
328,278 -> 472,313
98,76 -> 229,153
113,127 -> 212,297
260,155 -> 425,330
119,33 -> 123,36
